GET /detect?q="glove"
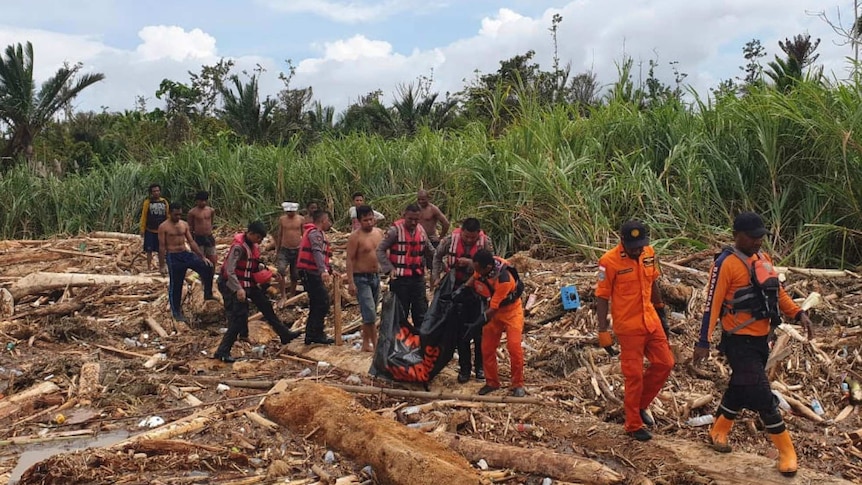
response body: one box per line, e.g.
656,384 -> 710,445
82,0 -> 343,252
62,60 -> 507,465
598,331 -> 618,356
656,306 -> 670,339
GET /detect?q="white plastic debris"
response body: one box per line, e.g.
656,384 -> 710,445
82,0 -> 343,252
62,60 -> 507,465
542,478 -> 553,485
323,450 -> 335,464
216,383 -> 230,393
298,368 -> 312,377
138,416 -> 165,428
477,459 -> 489,470
345,374 -> 362,385
317,361 -> 331,369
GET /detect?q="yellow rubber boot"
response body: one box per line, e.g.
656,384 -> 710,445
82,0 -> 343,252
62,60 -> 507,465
708,415 -> 733,453
768,430 -> 798,477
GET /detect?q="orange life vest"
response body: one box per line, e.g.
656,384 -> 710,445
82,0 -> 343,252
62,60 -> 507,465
445,228 -> 488,283
388,219 -> 427,277
296,223 -> 331,273
473,257 -> 524,307
221,233 -> 261,288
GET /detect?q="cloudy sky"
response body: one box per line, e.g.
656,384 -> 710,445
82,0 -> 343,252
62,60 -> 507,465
0,0 -> 856,112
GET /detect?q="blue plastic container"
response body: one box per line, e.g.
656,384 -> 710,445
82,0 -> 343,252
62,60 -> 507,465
561,285 -> 580,310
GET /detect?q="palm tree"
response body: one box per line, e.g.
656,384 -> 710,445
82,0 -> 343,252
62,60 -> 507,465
0,42 -> 105,164
218,74 -> 275,144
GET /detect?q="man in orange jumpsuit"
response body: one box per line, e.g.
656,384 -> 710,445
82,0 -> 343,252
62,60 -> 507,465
596,220 -> 674,441
467,249 -> 526,397
693,211 -> 814,476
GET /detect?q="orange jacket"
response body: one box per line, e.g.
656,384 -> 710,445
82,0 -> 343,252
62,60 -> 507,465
471,257 -> 522,316
595,244 -> 662,336
697,249 -> 801,348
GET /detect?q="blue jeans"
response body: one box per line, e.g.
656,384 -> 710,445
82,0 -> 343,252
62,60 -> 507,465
353,273 -> 380,324
166,251 -> 213,318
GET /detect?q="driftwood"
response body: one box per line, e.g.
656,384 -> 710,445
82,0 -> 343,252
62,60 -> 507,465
145,317 -> 170,338
10,272 -> 167,300
433,432 -> 624,484
108,406 -> 218,450
77,362 -> 101,401
263,382 -> 489,485
0,381 -> 61,421
90,231 -> 141,241
328,383 -> 544,404
11,300 -> 84,321
0,250 -> 66,267
44,248 -> 112,259
124,439 -> 223,454
333,274 -> 343,346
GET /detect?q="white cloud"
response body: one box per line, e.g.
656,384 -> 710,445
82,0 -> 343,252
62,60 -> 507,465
135,26 -> 218,62
258,0 -> 443,24
0,1 -> 855,113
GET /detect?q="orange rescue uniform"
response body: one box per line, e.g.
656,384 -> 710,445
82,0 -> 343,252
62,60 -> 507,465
596,244 -> 674,433
698,250 -> 801,344
471,258 -> 524,389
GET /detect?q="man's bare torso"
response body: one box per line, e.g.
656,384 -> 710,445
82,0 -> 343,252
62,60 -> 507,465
349,227 -> 384,273
279,214 -> 304,249
187,207 -> 214,237
160,220 -> 191,253
419,204 -> 441,238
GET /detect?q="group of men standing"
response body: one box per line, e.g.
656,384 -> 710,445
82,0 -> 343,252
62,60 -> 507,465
140,185 -> 809,475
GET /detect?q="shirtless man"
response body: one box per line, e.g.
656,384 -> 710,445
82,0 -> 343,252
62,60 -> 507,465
275,202 -> 304,298
346,205 -> 384,351
417,189 -> 450,267
158,203 -> 214,322
187,191 -> 217,267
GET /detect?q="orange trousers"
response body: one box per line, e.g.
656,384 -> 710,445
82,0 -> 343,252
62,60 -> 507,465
481,306 -> 525,389
617,329 -> 674,432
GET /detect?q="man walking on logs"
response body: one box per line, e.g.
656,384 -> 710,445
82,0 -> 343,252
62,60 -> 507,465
275,201 -> 304,299
693,211 -> 814,476
595,220 -> 674,442
187,191 -> 217,268
158,203 -> 214,323
214,221 -> 301,362
297,210 -> 337,345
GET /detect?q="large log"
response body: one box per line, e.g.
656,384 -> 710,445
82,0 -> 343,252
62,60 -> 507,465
90,231 -> 141,241
434,432 -> 623,484
10,272 -> 167,300
263,382 -> 488,485
108,406 -> 218,450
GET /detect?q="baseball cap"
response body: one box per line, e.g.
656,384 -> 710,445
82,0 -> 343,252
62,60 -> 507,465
620,220 -> 649,249
733,211 -> 771,238
281,202 -> 299,212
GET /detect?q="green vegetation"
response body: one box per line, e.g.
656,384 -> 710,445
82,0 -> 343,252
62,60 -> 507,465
3,77 -> 862,267
2,20 -> 862,267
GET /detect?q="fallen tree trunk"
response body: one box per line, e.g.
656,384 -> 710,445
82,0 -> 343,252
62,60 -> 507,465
11,301 -> 84,321
10,272 -> 167,300
433,432 -> 623,484
77,362 -> 101,401
109,407 -> 218,450
328,383 -> 543,404
263,382 -> 489,485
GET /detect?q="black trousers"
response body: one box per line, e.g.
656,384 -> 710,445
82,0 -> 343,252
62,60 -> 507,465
215,279 -> 293,357
390,275 -> 428,328
717,333 -> 785,433
456,290 -> 483,376
301,271 -> 330,339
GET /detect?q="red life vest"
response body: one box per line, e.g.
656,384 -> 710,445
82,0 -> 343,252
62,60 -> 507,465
296,223 -> 332,273
221,233 -> 261,288
388,219 -> 427,277
445,228 -> 488,283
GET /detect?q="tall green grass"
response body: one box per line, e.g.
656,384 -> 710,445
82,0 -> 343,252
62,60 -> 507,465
3,78 -> 862,267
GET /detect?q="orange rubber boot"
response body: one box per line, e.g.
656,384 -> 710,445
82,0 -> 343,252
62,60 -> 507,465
708,415 -> 733,453
768,430 -> 798,477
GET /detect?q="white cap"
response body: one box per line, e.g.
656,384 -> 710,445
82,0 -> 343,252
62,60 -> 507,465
282,202 -> 299,212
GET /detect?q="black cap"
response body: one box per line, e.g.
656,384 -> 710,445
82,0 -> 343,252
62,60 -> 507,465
620,220 -> 649,249
733,211 -> 771,238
